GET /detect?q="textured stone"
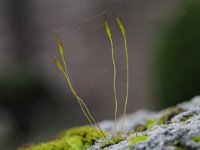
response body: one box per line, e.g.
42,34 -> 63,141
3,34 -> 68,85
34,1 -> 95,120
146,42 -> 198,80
91,96 -> 200,150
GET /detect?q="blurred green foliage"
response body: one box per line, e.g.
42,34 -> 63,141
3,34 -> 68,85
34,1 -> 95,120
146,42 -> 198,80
155,0 -> 200,107
0,69 -> 47,105
0,67 -> 53,133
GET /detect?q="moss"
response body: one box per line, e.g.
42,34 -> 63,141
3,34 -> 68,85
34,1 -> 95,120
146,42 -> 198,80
167,140 -> 188,150
129,136 -> 149,145
157,107 -> 185,125
99,135 -> 125,149
19,126 -> 106,150
174,147 -> 186,150
19,137 -> 79,150
172,140 -> 181,146
133,119 -> 156,133
192,135 -> 200,143
133,107 -> 185,133
167,140 -> 182,149
133,124 -> 147,132
60,126 -> 107,146
146,119 -> 156,129
126,131 -> 135,136
180,113 -> 193,121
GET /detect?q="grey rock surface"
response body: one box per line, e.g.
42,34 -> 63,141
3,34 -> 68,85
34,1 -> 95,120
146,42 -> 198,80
91,96 -> 200,150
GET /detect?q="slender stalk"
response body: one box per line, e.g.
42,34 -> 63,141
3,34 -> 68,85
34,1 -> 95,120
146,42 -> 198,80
63,72 -> 104,137
112,13 -> 129,133
54,13 -> 129,137
55,34 -> 105,137
104,14 -> 118,134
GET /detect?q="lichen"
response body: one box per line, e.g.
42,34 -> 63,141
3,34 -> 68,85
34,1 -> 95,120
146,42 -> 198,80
129,135 -> 149,145
192,135 -> 200,143
19,126 -> 106,150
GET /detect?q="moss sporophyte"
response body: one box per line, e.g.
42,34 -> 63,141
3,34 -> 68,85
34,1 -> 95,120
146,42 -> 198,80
54,11 -> 129,147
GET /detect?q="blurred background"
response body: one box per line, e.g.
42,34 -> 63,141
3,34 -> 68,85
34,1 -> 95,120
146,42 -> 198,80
1,0 -> 200,149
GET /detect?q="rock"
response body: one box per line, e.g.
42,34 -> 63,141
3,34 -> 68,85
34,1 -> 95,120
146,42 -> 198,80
91,96 -> 200,150
20,96 -> 200,150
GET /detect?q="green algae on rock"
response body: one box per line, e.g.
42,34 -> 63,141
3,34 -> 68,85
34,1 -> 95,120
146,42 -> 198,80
19,126 -> 106,150
145,119 -> 156,129
129,135 -> 148,145
193,135 -> 200,143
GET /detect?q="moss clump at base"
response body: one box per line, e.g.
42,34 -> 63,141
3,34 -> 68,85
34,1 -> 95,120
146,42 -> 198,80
129,135 -> 149,145
19,126 -> 106,150
60,126 -> 106,146
192,135 -> 200,143
99,135 -> 125,149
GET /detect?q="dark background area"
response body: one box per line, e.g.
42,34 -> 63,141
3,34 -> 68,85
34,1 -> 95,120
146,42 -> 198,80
1,0 -> 200,149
